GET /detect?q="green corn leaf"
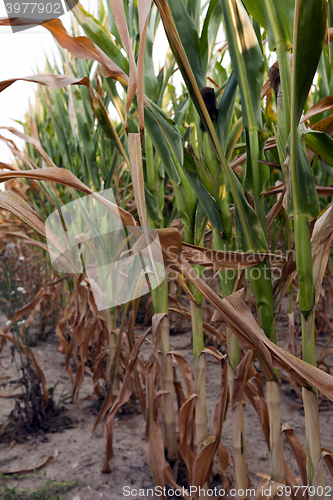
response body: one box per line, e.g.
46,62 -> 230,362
104,150 -> 118,189
154,0 -> 268,252
292,0 -> 327,126
88,86 -> 129,166
222,0 -> 269,199
174,94 -> 190,126
216,70 -> 238,152
290,0 -> 326,219
51,91 -> 73,170
155,0 -> 205,90
145,187 -> 163,225
67,0 -> 129,75
200,0 -> 222,72
183,149 -> 224,235
305,130 -> 333,168
75,108 -> 100,190
242,0 -> 295,51
145,99 -> 184,168
194,201 -> 208,245
286,138 -> 319,221
144,106 -> 181,185
221,0 -> 264,133
143,8 -> 160,102
187,0 -> 201,31
225,117 -> 243,162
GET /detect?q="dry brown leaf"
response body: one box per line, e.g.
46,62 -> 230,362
169,307 -> 226,344
192,351 -> 229,498
0,17 -> 128,83
0,191 -> 45,238
0,332 -> 48,406
0,391 -> 22,398
169,350 -> 195,395
0,126 -> 57,168
102,328 -> 151,472
137,0 -> 152,137
0,456 -> 54,475
302,96 -> 333,122
245,379 -> 270,448
256,479 -> 285,500
231,351 -> 255,409
108,0 -> 136,124
282,425 -> 308,486
177,392 -> 197,485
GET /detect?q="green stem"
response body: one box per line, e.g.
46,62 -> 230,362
190,284 -> 204,361
301,312 -> 316,367
276,41 -> 292,146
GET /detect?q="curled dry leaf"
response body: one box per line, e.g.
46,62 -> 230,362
0,456 -> 54,475
102,328 -> 151,472
301,96 -> 333,123
0,126 -> 57,168
256,478 -> 285,500
137,0 -> 152,137
0,17 -> 128,84
108,0 -> 136,124
282,425 -> 308,486
0,332 -> 48,406
230,350 -> 255,409
170,306 -> 226,343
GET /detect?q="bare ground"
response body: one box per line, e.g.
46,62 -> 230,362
0,308 -> 333,500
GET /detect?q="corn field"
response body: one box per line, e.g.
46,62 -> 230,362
0,0 -> 333,498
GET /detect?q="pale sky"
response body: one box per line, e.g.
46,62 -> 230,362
0,1 -> 88,161
0,0 -> 169,165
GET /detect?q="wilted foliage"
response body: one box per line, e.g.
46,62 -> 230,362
0,0 -> 333,496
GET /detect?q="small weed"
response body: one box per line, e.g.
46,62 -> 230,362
48,381 -> 71,415
0,477 -> 78,499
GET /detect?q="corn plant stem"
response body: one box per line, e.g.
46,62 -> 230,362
184,226 -> 208,493
247,128 -> 269,244
290,0 -> 321,479
229,365 -> 247,500
145,128 -> 177,460
159,274 -> 178,461
246,128 -> 282,481
245,129 -> 276,343
213,232 -> 240,371
267,381 -> 284,484
291,34 -> 314,316
105,308 -> 118,396
109,301 -> 130,393
190,287 -> 204,361
227,328 -> 240,373
183,225 -> 205,360
301,312 -> 316,368
145,133 -> 155,196
303,387 -> 325,491
194,352 -> 210,500
247,262 -> 276,342
276,41 -> 292,146
194,353 -> 208,450
150,270 -> 178,460
301,313 -> 324,490
213,232 -> 247,494
330,2 -> 333,96
286,217 -> 294,314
